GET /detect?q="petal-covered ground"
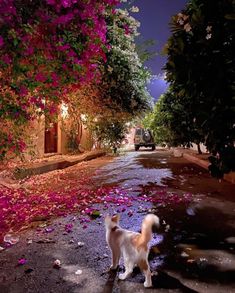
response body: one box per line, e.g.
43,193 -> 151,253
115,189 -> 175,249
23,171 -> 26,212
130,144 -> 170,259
0,160 -> 193,242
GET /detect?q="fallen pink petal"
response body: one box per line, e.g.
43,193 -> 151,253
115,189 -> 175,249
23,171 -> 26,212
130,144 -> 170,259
18,258 -> 27,265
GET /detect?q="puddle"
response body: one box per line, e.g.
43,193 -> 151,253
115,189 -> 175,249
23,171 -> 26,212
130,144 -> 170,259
92,152 -> 173,188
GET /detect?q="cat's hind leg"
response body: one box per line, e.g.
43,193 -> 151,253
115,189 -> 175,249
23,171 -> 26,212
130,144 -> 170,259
119,260 -> 134,280
138,259 -> 152,288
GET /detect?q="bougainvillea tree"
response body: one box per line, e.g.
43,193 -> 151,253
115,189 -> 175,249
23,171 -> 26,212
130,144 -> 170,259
88,6 -> 152,147
62,5 -> 152,151
101,7 -> 152,115
0,0 -> 119,160
163,0 -> 235,177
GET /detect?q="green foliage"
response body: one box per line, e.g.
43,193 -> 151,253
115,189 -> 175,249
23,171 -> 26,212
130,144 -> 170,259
143,91 -> 202,148
163,0 -> 235,177
143,95 -> 173,146
90,119 -> 128,152
136,39 -> 157,63
66,129 -> 81,154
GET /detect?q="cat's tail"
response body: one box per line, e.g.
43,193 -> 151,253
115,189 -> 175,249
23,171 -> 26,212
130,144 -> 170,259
139,214 -> 160,245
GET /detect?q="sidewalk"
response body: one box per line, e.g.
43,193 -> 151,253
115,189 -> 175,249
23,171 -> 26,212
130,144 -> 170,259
174,148 -> 235,184
0,150 -> 106,182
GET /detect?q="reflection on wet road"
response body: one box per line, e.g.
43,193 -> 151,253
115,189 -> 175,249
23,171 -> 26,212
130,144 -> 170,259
93,151 -> 173,189
94,150 -> 235,292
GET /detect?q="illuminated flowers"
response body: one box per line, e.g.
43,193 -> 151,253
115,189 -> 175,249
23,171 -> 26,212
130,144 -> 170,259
184,23 -> 192,32
177,13 -> 189,25
130,6 -> 139,13
176,13 -> 192,33
206,25 -> 212,40
0,0 -> 121,160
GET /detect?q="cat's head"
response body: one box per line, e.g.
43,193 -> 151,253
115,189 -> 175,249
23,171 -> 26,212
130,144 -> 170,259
104,214 -> 120,228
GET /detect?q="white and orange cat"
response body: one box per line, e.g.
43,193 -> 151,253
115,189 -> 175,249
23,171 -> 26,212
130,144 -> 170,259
105,213 -> 159,288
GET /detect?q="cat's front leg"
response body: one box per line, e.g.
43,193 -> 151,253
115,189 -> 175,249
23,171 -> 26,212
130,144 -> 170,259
110,248 -> 120,270
118,272 -> 129,280
119,263 -> 133,280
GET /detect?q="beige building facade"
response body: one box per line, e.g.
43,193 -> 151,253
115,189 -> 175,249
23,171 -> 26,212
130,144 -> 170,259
27,114 -> 92,160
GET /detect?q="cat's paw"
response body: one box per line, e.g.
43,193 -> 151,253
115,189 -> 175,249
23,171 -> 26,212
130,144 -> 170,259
119,273 -> 127,280
144,281 -> 152,288
109,264 -> 118,271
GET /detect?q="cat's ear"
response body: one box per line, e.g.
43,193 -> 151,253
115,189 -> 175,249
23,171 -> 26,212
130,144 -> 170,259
111,214 -> 120,223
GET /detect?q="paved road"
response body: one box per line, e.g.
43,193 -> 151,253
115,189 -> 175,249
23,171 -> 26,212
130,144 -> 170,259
1,150 -> 235,293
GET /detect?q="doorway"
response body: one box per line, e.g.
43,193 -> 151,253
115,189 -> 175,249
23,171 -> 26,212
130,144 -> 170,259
44,121 -> 58,153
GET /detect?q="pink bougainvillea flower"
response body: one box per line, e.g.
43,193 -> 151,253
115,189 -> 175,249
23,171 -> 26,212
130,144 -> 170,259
19,86 -> 29,96
53,13 -> 74,25
46,0 -> 56,5
61,0 -> 71,8
35,72 -> 47,83
18,140 -> 26,152
24,46 -> 34,56
1,54 -> 12,64
65,223 -> 73,233
57,44 -> 70,51
0,36 -> 4,47
18,258 -> 27,265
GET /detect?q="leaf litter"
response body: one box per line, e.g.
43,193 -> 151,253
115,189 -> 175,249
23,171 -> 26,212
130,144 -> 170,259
0,163 -> 193,243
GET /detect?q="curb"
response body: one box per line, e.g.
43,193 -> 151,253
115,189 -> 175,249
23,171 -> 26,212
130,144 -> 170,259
183,153 -> 209,169
181,151 -> 235,184
224,173 -> 235,184
13,150 -> 106,179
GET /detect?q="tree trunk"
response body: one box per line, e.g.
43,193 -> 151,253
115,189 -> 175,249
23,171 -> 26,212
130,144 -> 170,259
197,143 -> 202,154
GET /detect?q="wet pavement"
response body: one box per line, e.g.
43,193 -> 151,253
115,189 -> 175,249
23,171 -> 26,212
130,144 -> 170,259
0,149 -> 235,293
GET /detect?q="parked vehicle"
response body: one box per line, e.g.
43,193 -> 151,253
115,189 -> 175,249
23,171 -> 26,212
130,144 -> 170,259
134,128 -> 155,151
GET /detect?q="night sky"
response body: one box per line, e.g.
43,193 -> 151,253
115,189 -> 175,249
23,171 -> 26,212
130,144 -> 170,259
123,0 -> 188,101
